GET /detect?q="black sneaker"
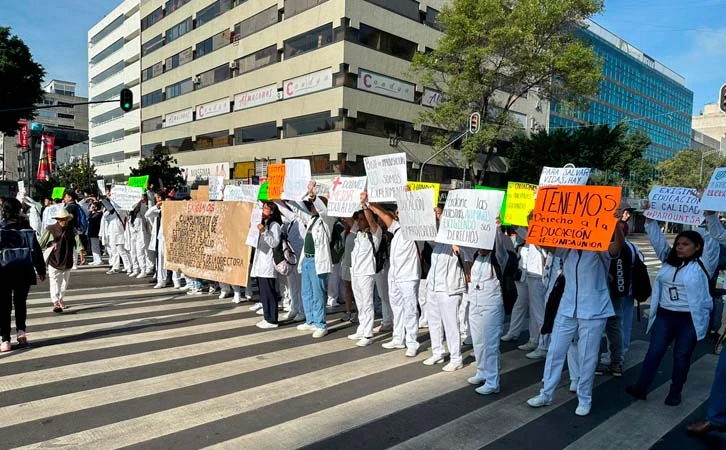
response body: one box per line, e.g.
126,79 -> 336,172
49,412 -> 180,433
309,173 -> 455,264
626,384 -> 648,400
664,389 -> 682,406
610,363 -> 623,377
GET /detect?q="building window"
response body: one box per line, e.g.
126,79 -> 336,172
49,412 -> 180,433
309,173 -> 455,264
165,48 -> 193,72
142,61 -> 164,82
284,24 -> 334,59
196,0 -> 233,28
91,109 -> 124,126
195,30 -> 231,58
348,112 -> 418,142
283,112 -> 334,138
142,89 -> 164,107
166,0 -> 191,15
142,34 -> 165,56
165,78 -> 194,99
141,7 -> 163,31
197,64 -> 230,89
142,142 -> 161,157
357,24 -> 417,61
284,0 -> 328,18
57,113 -> 75,120
92,129 -> 125,146
90,38 -> 124,64
142,116 -> 163,133
92,83 -> 125,102
91,15 -> 125,44
424,7 -> 443,31
165,17 -> 193,45
235,45 -> 277,75
92,61 -> 125,84
233,5 -> 278,41
37,110 -> 56,118
234,122 -> 278,144
363,0 -> 420,22
195,130 -> 231,150
166,136 -> 193,153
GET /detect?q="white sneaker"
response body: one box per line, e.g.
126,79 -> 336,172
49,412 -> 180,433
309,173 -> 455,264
297,323 -> 316,331
256,309 -> 264,315
382,341 -> 405,349
527,394 -> 552,408
128,271 -> 139,278
178,285 -> 190,291
569,380 -> 578,393
136,272 -> 146,279
249,303 -> 262,312
153,283 -> 164,289
347,333 -> 363,341
232,295 -> 242,304
442,362 -> 463,372
186,289 -> 203,296
475,385 -> 500,395
256,320 -> 278,329
467,375 -> 485,385
423,355 -> 445,366
575,404 -> 591,416
500,334 -> 517,342
518,341 -> 538,351
405,347 -> 417,358
312,328 -> 328,339
219,291 -> 231,300
106,269 -> 119,275
418,321 -> 429,329
356,337 -> 373,347
526,349 -> 548,360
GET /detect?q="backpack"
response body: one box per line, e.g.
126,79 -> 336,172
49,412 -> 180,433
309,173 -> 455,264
272,223 -> 297,276
366,230 -> 388,273
0,228 -> 35,270
77,206 -> 89,234
420,242 -> 433,279
630,243 -> 652,303
330,221 -> 346,265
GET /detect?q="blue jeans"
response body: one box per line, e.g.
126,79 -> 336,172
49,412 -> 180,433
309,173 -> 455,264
636,307 -> 698,393
707,349 -> 726,426
301,258 -> 328,329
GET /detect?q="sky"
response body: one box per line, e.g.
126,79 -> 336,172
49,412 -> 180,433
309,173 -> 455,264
1,0 -> 724,115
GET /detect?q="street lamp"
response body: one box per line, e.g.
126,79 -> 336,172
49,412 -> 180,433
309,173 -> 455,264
700,148 -> 721,187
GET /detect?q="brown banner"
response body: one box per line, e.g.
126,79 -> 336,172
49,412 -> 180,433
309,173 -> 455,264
162,201 -> 253,286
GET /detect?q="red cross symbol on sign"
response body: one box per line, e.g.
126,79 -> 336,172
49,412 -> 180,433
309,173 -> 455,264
331,176 -> 342,192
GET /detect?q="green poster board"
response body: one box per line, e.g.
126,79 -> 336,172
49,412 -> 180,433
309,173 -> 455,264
474,185 -> 508,225
257,181 -> 269,201
52,187 -> 66,200
128,175 -> 149,189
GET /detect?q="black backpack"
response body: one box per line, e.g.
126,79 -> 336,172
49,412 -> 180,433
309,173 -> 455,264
330,221 -> 346,265
630,244 -> 652,303
420,241 -> 433,279
0,228 -> 35,270
366,230 -> 388,273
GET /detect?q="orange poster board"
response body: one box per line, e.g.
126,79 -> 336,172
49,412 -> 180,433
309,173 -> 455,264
267,164 -> 285,200
526,185 -> 622,251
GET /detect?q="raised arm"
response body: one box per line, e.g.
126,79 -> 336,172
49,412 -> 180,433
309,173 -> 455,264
645,219 -> 671,262
368,203 -> 394,229
704,212 -> 726,244
608,220 -> 626,257
361,192 -> 378,234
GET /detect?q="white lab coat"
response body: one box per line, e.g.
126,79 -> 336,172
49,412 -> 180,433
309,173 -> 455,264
250,220 -> 281,279
296,197 -> 335,275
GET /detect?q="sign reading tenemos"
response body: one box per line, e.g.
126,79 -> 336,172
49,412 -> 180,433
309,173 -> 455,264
234,84 -> 280,111
195,98 -> 230,120
357,69 -> 415,102
283,68 -> 333,99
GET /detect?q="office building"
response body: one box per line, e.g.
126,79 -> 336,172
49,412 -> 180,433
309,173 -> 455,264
88,0 -> 142,180
693,102 -> 726,153
138,0 -> 548,184
550,20 -> 693,164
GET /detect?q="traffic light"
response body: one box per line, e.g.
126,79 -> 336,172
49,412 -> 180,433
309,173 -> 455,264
119,88 -> 133,112
469,112 -> 481,134
721,84 -> 726,114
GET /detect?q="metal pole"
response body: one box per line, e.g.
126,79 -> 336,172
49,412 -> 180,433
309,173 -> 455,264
419,130 -> 470,182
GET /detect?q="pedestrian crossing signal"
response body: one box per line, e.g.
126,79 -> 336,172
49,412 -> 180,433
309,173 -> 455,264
469,112 -> 481,134
721,84 -> 726,114
120,88 -> 133,112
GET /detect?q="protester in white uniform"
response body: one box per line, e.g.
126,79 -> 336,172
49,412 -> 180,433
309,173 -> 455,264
327,218 -> 346,309
340,218 -> 358,322
276,201 -> 306,321
127,199 -> 151,278
374,219 -> 393,333
418,206 -> 443,329
103,206 -> 131,275
502,232 -> 530,342
145,191 -> 168,289
250,202 -> 283,329
528,220 -> 625,416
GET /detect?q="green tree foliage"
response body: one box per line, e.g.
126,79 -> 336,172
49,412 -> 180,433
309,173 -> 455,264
410,0 -> 603,178
55,158 -> 98,195
130,145 -> 184,191
0,27 -> 46,135
657,148 -> 726,190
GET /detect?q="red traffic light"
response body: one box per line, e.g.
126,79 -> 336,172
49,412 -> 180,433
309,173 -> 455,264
469,112 -> 481,134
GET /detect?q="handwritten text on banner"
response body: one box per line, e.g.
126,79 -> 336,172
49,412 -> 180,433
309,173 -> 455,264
645,186 -> 703,225
326,176 -> 367,217
436,189 -> 504,250
364,153 -> 408,202
700,168 -> 726,212
407,181 -> 440,205
282,159 -> 312,201
396,188 -> 437,241
504,182 -> 537,226
223,184 -> 260,202
110,185 -> 144,211
266,164 -> 285,200
539,166 -> 591,186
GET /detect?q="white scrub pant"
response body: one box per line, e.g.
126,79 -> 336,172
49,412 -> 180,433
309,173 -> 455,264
48,266 -> 71,304
418,278 -> 428,325
527,276 -> 549,350
352,274 -> 376,338
459,292 -> 471,340
507,280 -> 530,339
568,336 -> 581,383
469,287 -> 505,389
155,244 -> 167,283
285,268 -> 303,317
90,237 -> 102,265
327,262 -> 342,306
110,244 -> 131,272
145,249 -> 155,274
540,313 -> 608,408
389,277 -> 420,350
172,270 -> 187,287
428,289 -> 463,365
129,235 -> 147,274
376,268 -> 392,326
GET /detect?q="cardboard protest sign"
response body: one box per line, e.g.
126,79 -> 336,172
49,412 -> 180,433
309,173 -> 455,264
282,159 -> 312,200
700,168 -> 726,212
266,164 -> 285,200
223,184 -> 260,202
246,204 -> 263,248
504,182 -> 537,226
436,189 -> 504,250
526,185 -> 621,251
52,187 -> 65,200
208,176 -> 225,201
191,185 -> 209,201
258,181 -> 269,201
364,153 -> 408,202
109,185 -> 144,211
407,181 -> 440,205
396,188 -> 437,241
539,166 -> 591,186
475,185 -> 508,224
163,201 -> 253,286
326,176 -> 367,217
128,175 -> 149,189
644,186 -> 703,225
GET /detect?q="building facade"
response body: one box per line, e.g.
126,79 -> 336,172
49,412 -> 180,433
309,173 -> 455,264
88,0 -> 142,180
137,0 -> 548,184
692,102 -> 726,153
550,20 -> 693,164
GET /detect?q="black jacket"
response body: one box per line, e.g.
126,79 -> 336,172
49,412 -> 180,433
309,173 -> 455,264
0,219 -> 46,286
88,211 -> 103,238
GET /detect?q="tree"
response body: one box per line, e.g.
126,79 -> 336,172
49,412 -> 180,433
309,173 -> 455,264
130,145 -> 184,191
657,149 -> 726,190
0,27 -> 46,135
410,0 -> 603,182
54,158 -> 98,195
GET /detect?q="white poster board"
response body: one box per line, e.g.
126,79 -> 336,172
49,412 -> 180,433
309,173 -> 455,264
96,179 -> 105,195
282,159 -> 312,201
208,176 -> 225,201
326,176 -> 367,217
396,188 -> 437,241
645,186 -> 703,225
363,153 -> 408,202
436,189 -> 504,250
539,166 -> 591,186
223,184 -> 260,202
700,168 -> 726,212
246,205 -> 263,247
109,185 -> 144,211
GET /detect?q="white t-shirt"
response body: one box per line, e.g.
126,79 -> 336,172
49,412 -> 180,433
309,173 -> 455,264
351,225 -> 382,277
388,221 -> 421,281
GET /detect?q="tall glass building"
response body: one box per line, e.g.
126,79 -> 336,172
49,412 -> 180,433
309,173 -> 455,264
550,20 -> 693,163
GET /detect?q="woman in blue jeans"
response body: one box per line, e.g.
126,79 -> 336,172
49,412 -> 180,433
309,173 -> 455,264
626,208 -> 719,406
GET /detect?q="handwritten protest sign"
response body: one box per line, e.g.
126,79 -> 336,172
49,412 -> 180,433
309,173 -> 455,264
110,185 -> 144,211
407,182 -> 440,205
526,185 -> 622,251
504,182 -> 537,226
396,188 -> 437,241
282,159 -> 312,200
52,187 -> 65,200
246,205 -> 263,248
128,175 -> 149,189
267,164 -> 285,200
645,186 -> 703,225
436,189 -> 504,250
475,186 -> 508,224
700,168 -> 726,212
223,184 -> 260,202
327,176 -> 367,217
258,181 -> 269,201
208,176 -> 225,201
364,153 -> 408,202
163,201 -> 253,286
539,166 -> 591,186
